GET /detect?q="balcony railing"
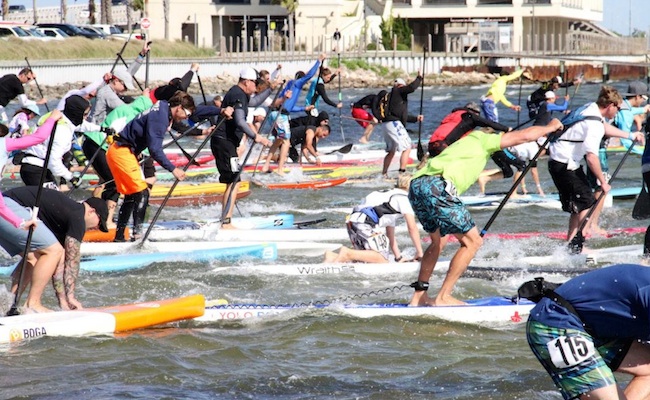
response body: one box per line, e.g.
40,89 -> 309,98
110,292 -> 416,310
477,0 -> 513,5
423,0 -> 466,5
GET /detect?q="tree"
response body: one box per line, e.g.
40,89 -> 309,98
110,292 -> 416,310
2,0 -> 8,19
89,0 -> 96,24
379,15 -> 412,50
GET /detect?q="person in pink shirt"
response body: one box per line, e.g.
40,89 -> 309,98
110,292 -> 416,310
0,109 -> 64,313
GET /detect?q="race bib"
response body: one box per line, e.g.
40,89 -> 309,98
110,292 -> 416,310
547,335 -> 596,368
230,157 -> 240,172
367,231 -> 389,253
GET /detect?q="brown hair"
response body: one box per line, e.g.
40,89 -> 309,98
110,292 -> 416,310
596,85 -> 623,108
168,91 -> 195,113
18,67 -> 32,77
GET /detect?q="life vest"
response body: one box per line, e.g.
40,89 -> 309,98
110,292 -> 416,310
428,109 -> 466,143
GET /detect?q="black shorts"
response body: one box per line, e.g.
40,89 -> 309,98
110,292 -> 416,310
143,157 -> 155,179
211,136 -> 239,184
548,159 -> 596,214
491,150 -> 526,177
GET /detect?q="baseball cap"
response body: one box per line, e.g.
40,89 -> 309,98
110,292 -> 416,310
23,104 -> 40,115
240,67 -> 258,81
84,197 -> 109,233
544,91 -> 556,99
464,102 -> 481,114
623,81 -> 650,97
252,107 -> 267,117
550,76 -> 563,84
112,69 -> 135,90
394,78 -> 406,86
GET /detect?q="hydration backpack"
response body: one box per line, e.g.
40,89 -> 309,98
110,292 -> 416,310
550,103 -> 602,142
371,90 -> 391,122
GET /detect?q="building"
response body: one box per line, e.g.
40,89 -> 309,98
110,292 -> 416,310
5,0 -> 642,56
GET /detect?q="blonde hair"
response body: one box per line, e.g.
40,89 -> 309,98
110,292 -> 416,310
396,173 -> 412,190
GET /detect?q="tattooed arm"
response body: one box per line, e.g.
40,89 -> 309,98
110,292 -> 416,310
53,236 -> 83,310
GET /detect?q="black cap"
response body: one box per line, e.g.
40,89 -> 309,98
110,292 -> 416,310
84,197 -> 109,233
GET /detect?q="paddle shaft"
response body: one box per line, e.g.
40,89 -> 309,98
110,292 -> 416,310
66,134 -> 109,197
416,47 -> 426,161
139,119 -> 227,245
337,53 -> 345,142
197,73 -> 208,104
8,123 -> 58,316
517,73 -> 523,126
116,53 -> 144,91
480,135 -> 551,236
111,31 -> 133,74
575,139 -> 637,241
24,57 -> 48,112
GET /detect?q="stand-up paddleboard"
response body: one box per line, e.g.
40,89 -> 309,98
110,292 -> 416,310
442,226 -> 646,243
463,187 -> 640,208
78,244 -> 278,272
150,181 -> 249,197
75,241 -> 335,258
148,190 -> 251,207
85,227 -> 131,243
252,177 -> 347,190
0,294 -> 205,344
195,296 -> 534,325
0,244 -> 278,274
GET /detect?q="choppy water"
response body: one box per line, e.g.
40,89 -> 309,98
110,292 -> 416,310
0,81 -> 645,399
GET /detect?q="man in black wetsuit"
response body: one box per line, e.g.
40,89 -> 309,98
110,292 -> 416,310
351,94 -> 378,143
288,124 -> 331,165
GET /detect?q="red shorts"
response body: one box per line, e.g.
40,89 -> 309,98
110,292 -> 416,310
351,107 -> 373,128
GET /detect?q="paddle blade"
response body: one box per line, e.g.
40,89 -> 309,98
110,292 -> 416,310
326,143 -> 353,155
633,185 -> 650,220
416,141 -> 425,161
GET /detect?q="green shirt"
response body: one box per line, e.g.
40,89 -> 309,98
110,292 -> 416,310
413,130 -> 502,195
84,95 -> 153,150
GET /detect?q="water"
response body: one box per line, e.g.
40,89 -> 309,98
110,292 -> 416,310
0,81 -> 645,399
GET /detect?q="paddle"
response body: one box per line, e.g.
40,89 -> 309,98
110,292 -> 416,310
168,129 -> 200,167
569,140 -> 638,254
480,134 -> 555,237
66,133 -> 110,197
325,143 -> 353,155
632,179 -> 650,220
416,46 -> 427,161
139,120 -> 226,246
116,53 -> 144,91
111,31 -> 133,73
144,39 -> 151,88
7,123 -> 58,316
517,67 -> 523,126
24,57 -> 48,112
197,72 -> 208,105
337,52 -> 345,142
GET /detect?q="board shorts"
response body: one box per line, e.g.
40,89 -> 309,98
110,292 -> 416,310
382,120 -> 412,153
408,175 -> 474,236
351,107 -> 373,128
548,159 -> 595,214
106,142 -> 148,195
346,212 -> 390,260
527,320 -> 632,400
271,111 -> 291,140
0,198 -> 58,256
211,136 -> 240,184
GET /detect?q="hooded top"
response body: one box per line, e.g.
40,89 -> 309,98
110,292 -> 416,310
63,95 -> 90,127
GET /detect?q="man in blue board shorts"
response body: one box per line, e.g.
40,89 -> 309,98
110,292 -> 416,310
526,264 -> 650,400
407,118 -> 563,307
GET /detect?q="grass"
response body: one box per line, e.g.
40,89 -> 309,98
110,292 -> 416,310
0,37 -> 216,60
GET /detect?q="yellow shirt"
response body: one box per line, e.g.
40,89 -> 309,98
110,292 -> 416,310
486,69 -> 525,108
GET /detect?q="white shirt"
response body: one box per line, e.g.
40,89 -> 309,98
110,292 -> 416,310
22,115 -> 76,181
548,102 -> 604,170
354,188 -> 414,228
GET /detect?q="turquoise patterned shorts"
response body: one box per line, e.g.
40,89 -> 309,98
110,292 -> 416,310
526,320 -> 631,399
408,175 -> 474,236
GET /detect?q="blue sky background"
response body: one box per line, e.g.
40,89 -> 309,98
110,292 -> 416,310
7,0 -> 650,36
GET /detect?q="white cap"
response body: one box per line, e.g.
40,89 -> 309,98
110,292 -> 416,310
24,104 -> 40,115
394,78 -> 406,86
551,76 -> 563,84
113,68 -> 135,90
240,67 -> 258,81
544,91 -> 556,99
252,107 -> 266,117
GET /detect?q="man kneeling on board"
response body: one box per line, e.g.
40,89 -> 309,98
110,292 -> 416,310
407,118 -> 563,307
324,175 -> 424,263
3,187 -> 109,311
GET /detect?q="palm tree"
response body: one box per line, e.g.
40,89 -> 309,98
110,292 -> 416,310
2,0 -> 8,20
61,0 -> 67,23
101,0 -> 112,24
32,0 -> 37,23
89,0 -> 96,24
275,0 -> 296,51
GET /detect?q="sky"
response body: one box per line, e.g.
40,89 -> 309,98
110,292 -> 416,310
602,0 -> 650,35
8,0 -> 650,36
